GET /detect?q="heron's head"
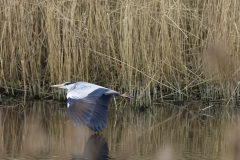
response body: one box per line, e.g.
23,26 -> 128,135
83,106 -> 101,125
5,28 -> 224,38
51,82 -> 75,90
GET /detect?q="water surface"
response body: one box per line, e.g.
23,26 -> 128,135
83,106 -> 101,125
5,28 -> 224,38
0,100 -> 239,159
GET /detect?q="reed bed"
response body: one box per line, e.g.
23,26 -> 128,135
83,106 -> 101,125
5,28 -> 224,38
1,0 -> 240,101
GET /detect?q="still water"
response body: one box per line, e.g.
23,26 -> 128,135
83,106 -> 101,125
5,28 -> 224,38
0,100 -> 240,159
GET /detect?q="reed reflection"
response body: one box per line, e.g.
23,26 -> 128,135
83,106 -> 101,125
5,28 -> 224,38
0,101 -> 239,159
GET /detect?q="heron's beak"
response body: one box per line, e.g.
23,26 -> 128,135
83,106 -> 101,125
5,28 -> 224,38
51,83 -> 66,89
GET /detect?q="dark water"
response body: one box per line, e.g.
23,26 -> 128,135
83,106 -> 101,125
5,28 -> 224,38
0,100 -> 240,159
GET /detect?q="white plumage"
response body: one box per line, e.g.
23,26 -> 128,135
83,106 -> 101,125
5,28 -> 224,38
67,82 -> 119,100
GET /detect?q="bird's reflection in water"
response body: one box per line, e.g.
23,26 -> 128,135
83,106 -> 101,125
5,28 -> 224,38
72,133 -> 110,160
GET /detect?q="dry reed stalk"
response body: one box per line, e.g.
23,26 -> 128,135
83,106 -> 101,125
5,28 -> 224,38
20,60 -> 26,103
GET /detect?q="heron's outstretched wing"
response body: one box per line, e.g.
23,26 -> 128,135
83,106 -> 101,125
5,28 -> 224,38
67,88 -> 112,132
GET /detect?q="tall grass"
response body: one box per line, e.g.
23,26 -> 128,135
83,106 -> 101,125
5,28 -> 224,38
1,0 -> 240,101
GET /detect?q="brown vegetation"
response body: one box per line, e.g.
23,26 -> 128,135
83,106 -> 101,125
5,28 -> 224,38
0,0 -> 240,101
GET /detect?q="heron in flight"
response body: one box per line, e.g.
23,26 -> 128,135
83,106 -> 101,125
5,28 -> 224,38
51,82 -> 133,132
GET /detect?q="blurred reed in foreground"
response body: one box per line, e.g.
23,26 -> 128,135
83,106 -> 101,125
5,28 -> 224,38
1,0 -> 240,101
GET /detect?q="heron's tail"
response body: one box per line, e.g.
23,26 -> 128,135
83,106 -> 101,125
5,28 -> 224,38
120,92 -> 134,99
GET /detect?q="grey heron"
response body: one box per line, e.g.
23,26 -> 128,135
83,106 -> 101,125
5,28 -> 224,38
51,82 -> 133,132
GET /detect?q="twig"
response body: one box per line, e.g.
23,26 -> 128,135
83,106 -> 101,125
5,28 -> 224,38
201,105 -> 213,111
225,82 -> 240,107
